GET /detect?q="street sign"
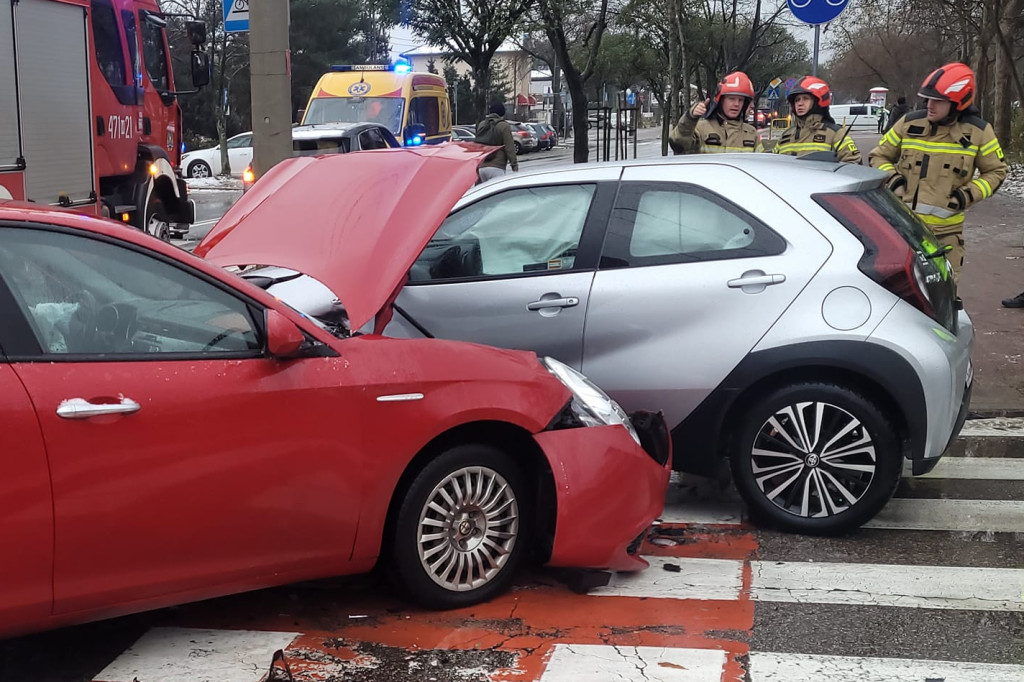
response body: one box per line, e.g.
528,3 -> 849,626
627,91 -> 636,106
769,77 -> 783,88
224,0 -> 249,33
784,77 -> 798,93
787,0 -> 849,25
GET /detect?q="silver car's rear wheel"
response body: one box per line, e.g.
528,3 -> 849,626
731,383 -> 901,536
391,444 -> 531,608
751,401 -> 876,518
417,466 -> 519,592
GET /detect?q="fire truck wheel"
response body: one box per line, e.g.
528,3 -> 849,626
188,160 -> 212,178
145,196 -> 171,242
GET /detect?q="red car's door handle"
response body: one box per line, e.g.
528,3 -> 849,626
56,397 -> 141,419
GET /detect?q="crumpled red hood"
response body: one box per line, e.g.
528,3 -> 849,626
195,143 -> 492,330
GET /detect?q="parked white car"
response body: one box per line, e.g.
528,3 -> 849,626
181,132 -> 253,178
830,104 -> 887,132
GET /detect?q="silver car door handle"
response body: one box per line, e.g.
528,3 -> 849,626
56,397 -> 141,419
527,297 -> 580,311
727,274 -> 786,288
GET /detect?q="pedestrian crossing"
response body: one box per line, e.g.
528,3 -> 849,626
83,418 -> 1024,681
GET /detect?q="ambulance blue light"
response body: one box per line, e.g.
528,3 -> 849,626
394,63 -> 412,74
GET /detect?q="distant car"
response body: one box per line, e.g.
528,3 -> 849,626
182,132 -> 252,179
242,122 -> 400,191
0,146 -> 671,637
526,123 -> 555,151
509,122 -> 539,154
830,103 -> 887,132
452,126 -> 477,142
541,123 -> 559,147
752,109 -> 774,127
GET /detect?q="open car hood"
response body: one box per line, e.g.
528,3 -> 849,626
195,144 -> 492,330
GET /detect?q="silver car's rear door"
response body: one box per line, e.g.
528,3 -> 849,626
386,175 -> 617,370
581,162 -> 833,426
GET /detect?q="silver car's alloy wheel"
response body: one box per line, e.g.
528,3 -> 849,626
750,401 -> 876,518
417,465 -> 519,592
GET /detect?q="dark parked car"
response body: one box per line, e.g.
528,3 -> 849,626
527,123 -> 555,150
243,122 -> 400,190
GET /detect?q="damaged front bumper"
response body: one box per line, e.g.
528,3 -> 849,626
535,411 -> 671,573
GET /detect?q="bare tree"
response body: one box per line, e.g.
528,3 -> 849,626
535,0 -> 612,162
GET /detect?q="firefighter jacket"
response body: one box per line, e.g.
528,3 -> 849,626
774,114 -> 861,164
669,105 -> 763,154
869,109 -> 1007,233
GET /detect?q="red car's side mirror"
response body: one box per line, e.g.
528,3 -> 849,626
266,309 -> 306,358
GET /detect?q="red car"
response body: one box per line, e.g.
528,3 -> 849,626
0,144 -> 670,638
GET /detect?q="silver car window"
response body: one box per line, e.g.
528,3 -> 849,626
631,189 -> 754,256
602,182 -> 786,267
411,184 -> 596,281
0,228 -> 261,357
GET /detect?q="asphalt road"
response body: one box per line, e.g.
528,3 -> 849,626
3,421 -> 1022,681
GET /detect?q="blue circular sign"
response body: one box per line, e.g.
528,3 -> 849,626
787,0 -> 849,25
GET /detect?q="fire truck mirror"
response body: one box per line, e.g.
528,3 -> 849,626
185,21 -> 207,46
191,51 -> 211,89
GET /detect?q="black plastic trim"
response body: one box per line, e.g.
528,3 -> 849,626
669,341 -> 927,475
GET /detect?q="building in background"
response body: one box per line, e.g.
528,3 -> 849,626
401,42 -> 539,120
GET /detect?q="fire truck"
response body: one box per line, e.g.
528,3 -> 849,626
0,0 -> 209,239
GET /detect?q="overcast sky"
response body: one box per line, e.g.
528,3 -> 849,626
389,22 -> 833,73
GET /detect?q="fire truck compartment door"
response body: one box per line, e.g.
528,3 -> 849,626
16,0 -> 95,206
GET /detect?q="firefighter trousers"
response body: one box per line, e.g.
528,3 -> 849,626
936,231 -> 965,284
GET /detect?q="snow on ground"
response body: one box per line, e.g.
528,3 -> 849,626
1001,163 -> 1024,202
186,176 -> 243,191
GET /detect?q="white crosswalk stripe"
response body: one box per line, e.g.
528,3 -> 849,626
536,645 -> 1024,681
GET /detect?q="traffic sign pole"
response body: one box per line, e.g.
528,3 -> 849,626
813,24 -> 820,76
787,0 -> 849,76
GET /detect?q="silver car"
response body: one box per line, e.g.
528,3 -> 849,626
260,154 -> 974,536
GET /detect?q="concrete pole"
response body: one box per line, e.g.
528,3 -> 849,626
249,0 -> 292,178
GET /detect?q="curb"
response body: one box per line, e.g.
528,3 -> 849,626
967,409 -> 1024,419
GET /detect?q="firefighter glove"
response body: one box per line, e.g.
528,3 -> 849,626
886,174 -> 907,193
948,187 -> 968,211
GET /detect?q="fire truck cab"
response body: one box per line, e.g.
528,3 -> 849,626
0,0 -> 209,239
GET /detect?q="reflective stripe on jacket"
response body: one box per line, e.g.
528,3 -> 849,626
869,109 -> 1007,233
773,113 -> 861,164
669,106 -> 763,155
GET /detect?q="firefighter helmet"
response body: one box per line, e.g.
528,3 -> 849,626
787,76 -> 832,109
918,63 -> 975,111
707,71 -> 755,120
714,71 -> 755,102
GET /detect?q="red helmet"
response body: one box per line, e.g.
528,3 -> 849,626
918,63 -> 975,111
714,71 -> 755,102
787,76 -> 832,109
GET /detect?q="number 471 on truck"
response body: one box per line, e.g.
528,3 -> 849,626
0,0 -> 210,240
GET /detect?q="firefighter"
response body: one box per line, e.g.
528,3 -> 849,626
669,71 -> 763,154
870,62 -> 1007,283
774,76 -> 861,164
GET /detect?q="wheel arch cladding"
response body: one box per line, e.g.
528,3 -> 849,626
381,420 -> 557,565
671,341 -> 925,475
